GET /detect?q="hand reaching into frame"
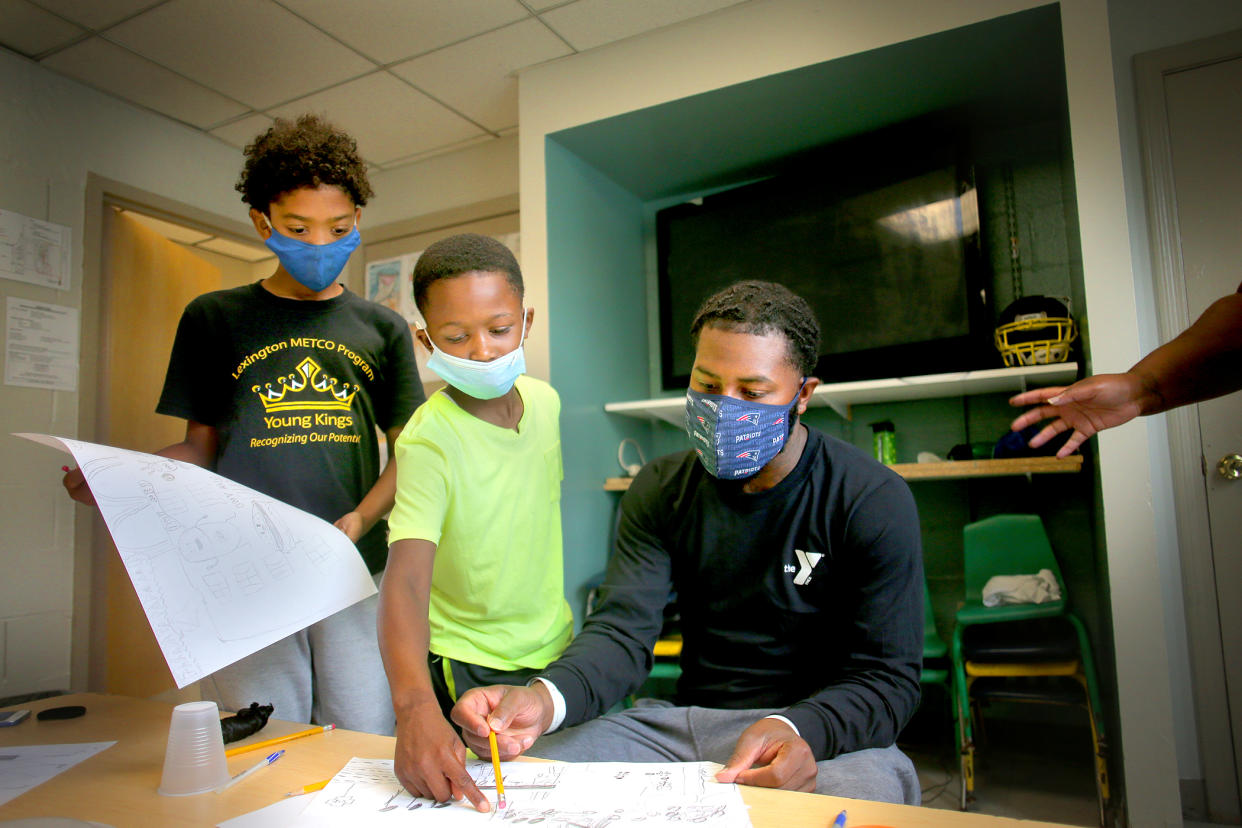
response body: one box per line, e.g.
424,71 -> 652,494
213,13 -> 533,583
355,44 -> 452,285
1008,373 -> 1153,457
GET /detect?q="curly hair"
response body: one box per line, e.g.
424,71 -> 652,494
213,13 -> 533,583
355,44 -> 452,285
690,280 -> 820,377
413,233 -> 523,315
235,114 -> 373,212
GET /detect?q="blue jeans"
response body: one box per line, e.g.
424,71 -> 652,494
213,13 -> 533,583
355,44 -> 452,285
527,699 -> 920,805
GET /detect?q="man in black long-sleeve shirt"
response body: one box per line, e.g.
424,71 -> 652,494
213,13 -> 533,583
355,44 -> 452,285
452,281 -> 923,805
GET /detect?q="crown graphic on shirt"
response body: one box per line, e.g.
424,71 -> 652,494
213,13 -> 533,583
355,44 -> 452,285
252,357 -> 358,412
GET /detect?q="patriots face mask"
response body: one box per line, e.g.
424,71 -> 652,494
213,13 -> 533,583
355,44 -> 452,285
424,310 -> 527,400
262,214 -> 360,292
685,383 -> 803,479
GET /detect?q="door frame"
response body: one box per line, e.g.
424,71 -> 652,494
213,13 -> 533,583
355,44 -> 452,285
73,175 -> 258,692
1133,29 -> 1242,822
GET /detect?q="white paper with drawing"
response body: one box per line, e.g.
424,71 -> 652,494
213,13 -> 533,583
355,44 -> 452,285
17,433 -> 377,688
292,758 -> 752,827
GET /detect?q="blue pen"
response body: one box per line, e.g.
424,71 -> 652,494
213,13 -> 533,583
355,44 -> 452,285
217,749 -> 285,792
831,809 -> 847,828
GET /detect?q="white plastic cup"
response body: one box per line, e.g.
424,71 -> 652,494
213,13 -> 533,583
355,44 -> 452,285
157,700 -> 229,796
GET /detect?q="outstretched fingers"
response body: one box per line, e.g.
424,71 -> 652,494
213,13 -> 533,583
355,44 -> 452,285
1008,386 -> 1068,409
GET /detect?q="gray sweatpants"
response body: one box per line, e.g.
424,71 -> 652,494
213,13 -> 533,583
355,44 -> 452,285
202,572 -> 394,736
528,700 -> 920,805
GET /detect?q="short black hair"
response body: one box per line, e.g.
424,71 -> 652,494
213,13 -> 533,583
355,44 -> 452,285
412,233 -> 523,314
235,113 -> 373,212
690,280 -> 820,377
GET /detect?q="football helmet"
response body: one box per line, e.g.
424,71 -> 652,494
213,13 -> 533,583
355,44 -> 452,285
994,295 -> 1077,367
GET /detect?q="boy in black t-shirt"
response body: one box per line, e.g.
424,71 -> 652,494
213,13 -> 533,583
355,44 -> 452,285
63,115 -> 424,734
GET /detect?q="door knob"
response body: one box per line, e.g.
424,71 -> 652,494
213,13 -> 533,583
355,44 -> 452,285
1217,454 -> 1242,480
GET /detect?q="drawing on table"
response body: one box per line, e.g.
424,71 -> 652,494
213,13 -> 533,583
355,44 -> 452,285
0,742 -> 115,808
15,434 -> 378,689
324,783 -> 356,809
292,758 -> 752,828
472,763 -> 565,790
378,788 -> 401,812
657,804 -> 728,823
370,785 -> 457,813
499,806 -> 624,826
644,768 -> 673,794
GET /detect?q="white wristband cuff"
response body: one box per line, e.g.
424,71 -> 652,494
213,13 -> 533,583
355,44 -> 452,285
763,714 -> 800,736
529,677 -> 567,733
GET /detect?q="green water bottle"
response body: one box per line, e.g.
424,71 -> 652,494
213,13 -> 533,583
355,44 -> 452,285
871,420 -> 897,465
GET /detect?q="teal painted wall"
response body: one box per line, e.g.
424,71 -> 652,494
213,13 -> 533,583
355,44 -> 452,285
545,138 -> 654,623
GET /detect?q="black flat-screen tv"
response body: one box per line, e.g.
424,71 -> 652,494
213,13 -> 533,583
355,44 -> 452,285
656,142 -> 992,390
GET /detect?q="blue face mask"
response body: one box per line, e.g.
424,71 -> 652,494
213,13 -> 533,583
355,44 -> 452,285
262,215 -> 360,292
684,383 -> 803,479
424,310 -> 527,400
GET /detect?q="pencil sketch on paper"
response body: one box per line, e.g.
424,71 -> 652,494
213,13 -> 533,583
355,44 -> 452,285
291,758 -> 752,828
15,434 -> 377,688
471,762 -> 564,790
0,742 -> 115,808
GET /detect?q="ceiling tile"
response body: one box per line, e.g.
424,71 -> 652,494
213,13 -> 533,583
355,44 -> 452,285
281,0 -> 529,65
106,0 -> 375,109
195,237 -> 273,262
41,37 -> 248,128
0,0 -> 85,57
269,72 -> 486,166
31,0 -> 162,31
121,210 -> 213,244
390,19 -> 570,132
380,132 -> 503,169
540,0 -> 748,52
209,114 -> 274,149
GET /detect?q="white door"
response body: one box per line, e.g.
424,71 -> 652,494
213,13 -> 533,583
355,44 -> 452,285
1159,45 -> 1242,822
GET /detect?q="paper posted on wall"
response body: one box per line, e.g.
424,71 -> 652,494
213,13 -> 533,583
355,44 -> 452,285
0,208 -> 72,290
17,433 -> 377,688
364,255 -> 417,322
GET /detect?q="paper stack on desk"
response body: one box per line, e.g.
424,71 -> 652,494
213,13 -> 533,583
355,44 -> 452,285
224,758 -> 752,827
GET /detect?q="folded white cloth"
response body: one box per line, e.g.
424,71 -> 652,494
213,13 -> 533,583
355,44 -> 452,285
982,568 -> 1062,607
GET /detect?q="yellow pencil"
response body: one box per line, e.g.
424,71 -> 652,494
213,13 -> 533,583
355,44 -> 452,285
487,729 -> 506,809
225,723 -> 335,757
284,778 -> 330,797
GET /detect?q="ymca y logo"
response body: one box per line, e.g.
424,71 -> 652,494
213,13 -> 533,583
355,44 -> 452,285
792,549 -> 823,586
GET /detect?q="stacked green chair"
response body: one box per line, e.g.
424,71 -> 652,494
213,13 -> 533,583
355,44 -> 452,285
922,580 -> 950,686
919,579 -> 957,755
951,514 -> 1109,824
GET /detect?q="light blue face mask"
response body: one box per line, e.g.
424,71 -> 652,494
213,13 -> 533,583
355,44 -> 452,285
262,214 -> 360,292
424,310 -> 527,400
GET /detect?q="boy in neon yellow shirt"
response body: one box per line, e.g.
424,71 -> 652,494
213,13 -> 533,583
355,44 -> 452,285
379,233 -> 572,811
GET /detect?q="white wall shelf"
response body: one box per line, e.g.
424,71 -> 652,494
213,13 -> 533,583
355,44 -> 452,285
603,363 -> 1079,424
604,454 -> 1083,490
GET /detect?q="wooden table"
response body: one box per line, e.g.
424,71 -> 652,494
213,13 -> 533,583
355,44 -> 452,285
0,693 -> 1074,827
